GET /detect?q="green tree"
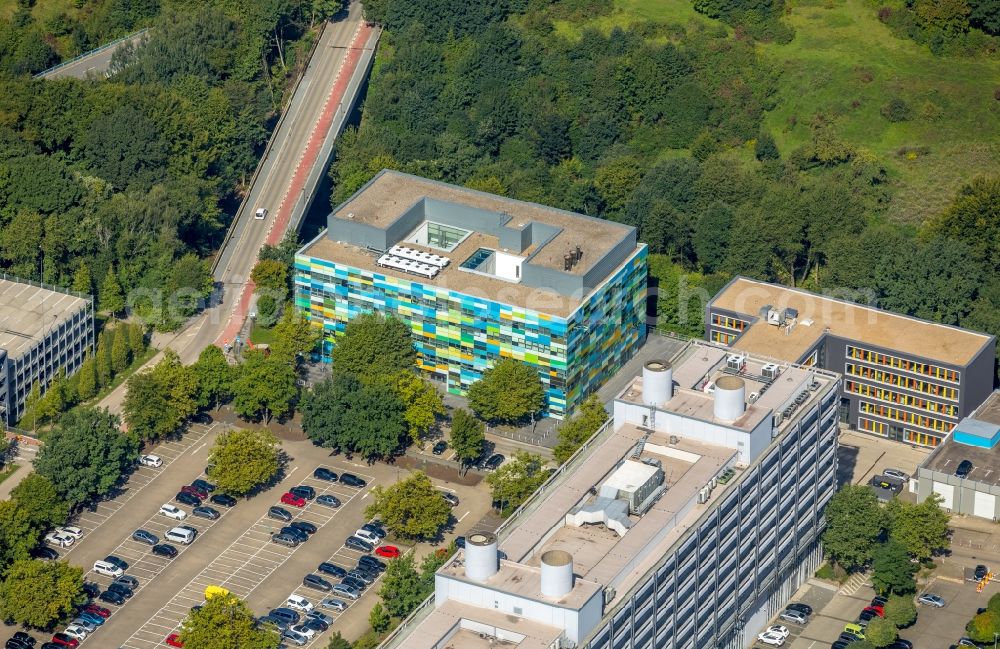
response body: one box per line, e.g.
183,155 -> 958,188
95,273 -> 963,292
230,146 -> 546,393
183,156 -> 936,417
21,381 -> 41,430
925,175 -> 1000,271
0,501 -> 39,570
193,345 -> 234,409
989,592 -> 1000,613
251,259 -> 288,296
968,608 -> 1000,644
10,473 -> 69,529
128,323 -> 147,357
76,351 -> 98,401
369,602 -> 391,633
206,428 -> 281,497
553,395 -> 607,463
180,593 -> 280,649
0,559 -> 84,629
325,633 -> 352,649
885,495 -> 950,561
270,309 -> 321,363
231,350 -> 297,423
71,263 -> 92,294
101,266 -> 125,317
35,407 -> 138,507
302,374 -> 408,459
871,539 -> 918,595
449,408 -> 485,471
111,325 -> 131,373
331,313 -> 415,380
393,372 -> 445,444
377,554 -> 426,618
256,294 -> 278,326
822,485 -> 884,571
167,253 -> 214,320
487,451 -> 549,514
883,594 -> 917,629
124,350 -> 198,441
754,131 -> 780,160
365,471 -> 451,539
863,617 -> 898,647
96,332 -> 112,387
467,359 -> 544,424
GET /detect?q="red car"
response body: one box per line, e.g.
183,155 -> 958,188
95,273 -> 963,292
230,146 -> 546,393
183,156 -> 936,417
861,605 -> 884,617
181,485 -> 208,499
165,633 -> 184,647
50,634 -> 79,648
280,492 -> 306,507
83,603 -> 111,618
375,545 -> 400,559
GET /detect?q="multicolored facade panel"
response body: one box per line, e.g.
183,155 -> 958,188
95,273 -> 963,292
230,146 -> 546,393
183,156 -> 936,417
294,246 -> 647,419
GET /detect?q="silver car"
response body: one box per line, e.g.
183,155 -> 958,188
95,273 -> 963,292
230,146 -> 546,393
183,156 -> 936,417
917,593 -> 946,607
320,598 -> 347,611
331,584 -> 359,600
778,608 -> 807,624
883,468 -> 909,481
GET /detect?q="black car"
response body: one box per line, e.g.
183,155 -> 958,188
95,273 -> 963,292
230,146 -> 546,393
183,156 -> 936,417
268,506 -> 293,522
191,479 -> 216,493
483,454 -> 505,470
210,493 -> 237,507
347,569 -> 375,585
280,526 -> 309,542
10,632 -> 35,647
976,564 -> 989,580
859,609 -> 877,623
432,440 -> 448,455
98,590 -> 126,606
115,575 -> 140,589
831,642 -> 850,649
886,641 -> 913,649
105,555 -> 129,571
361,522 -> 386,538
40,644 -> 62,649
82,582 -> 101,599
345,536 -> 373,552
786,602 -> 813,616
31,546 -> 59,560
303,616 -> 328,632
192,506 -> 220,520
871,596 -> 888,607
957,459 -> 974,478
152,544 -> 178,558
318,562 -> 347,578
271,533 -> 299,548
107,582 -> 134,598
358,555 -> 386,572
133,529 -> 158,545
257,614 -> 289,632
339,473 -> 367,488
313,467 -> 338,481
290,485 -> 316,500
341,576 -> 367,591
291,520 -> 318,535
455,536 -> 466,549
175,491 -> 202,507
302,574 -> 333,591
6,640 -> 32,649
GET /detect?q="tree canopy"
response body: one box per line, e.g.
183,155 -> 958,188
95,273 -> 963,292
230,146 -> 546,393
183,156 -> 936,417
0,559 -> 84,629
302,374 -> 409,459
884,495 -> 951,561
124,349 -> 199,441
487,451 -> 549,514
449,408 -> 485,471
467,359 -> 545,424
553,395 -> 607,463
822,485 -> 884,571
871,539 -> 918,595
330,313 -> 416,380
231,350 -> 298,423
365,471 -> 451,539
180,593 -> 280,649
206,428 -> 281,497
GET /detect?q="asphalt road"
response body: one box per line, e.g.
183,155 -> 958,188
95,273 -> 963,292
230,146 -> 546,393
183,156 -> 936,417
97,4 -> 373,414
38,30 -> 148,80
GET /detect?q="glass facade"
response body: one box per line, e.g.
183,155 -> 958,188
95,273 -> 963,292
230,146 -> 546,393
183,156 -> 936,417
294,247 -> 648,418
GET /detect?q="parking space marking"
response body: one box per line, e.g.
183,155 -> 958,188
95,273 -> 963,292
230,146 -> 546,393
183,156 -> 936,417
119,466 -> 374,649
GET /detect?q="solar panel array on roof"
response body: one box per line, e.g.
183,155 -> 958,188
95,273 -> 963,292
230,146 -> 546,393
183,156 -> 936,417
388,245 -> 450,268
376,253 -> 440,279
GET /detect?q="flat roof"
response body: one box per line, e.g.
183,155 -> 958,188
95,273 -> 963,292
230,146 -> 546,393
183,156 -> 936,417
441,557 -> 602,609
972,392 -> 1000,426
0,279 -> 89,358
401,601 -> 564,649
711,277 -> 992,366
921,437 -> 1000,488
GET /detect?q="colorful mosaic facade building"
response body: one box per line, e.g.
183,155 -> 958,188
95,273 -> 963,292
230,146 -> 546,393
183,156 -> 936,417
294,170 -> 648,418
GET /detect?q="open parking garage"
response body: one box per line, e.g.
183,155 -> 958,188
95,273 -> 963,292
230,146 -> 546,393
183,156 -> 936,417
118,464 -> 375,649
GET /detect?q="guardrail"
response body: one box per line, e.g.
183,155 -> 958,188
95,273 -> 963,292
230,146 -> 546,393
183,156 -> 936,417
211,23 -> 328,276
35,28 -> 149,78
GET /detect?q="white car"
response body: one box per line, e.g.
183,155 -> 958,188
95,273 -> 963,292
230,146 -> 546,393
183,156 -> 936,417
254,207 -> 268,220
159,504 -> 187,520
70,618 -> 97,632
92,560 -> 124,578
286,594 -> 313,612
883,468 -> 909,481
57,526 -> 84,540
140,454 -> 162,468
757,630 -> 785,646
354,529 -> 380,545
45,531 -> 74,547
63,625 -> 89,640
762,625 -> 789,639
917,593 -> 946,607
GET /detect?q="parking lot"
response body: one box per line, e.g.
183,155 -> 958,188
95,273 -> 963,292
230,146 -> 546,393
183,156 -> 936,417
118,464 -> 376,649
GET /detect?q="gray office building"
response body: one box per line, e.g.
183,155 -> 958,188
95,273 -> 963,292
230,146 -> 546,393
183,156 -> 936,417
0,277 -> 94,425
707,277 -> 996,448
380,339 -> 841,649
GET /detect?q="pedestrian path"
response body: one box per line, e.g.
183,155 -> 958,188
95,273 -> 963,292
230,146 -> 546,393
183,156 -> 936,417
839,572 -> 870,596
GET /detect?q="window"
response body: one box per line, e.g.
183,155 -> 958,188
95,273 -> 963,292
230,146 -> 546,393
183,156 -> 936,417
711,330 -> 736,345
846,345 -> 960,383
858,401 -> 954,433
711,314 -> 747,332
845,380 -> 959,416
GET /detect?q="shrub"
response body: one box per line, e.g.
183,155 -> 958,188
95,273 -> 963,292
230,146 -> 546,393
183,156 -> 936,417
881,98 -> 913,122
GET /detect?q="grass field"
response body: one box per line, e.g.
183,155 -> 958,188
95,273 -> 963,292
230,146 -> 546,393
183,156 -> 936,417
551,0 -> 1000,225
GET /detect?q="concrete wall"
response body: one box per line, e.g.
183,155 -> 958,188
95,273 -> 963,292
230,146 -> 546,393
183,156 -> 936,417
916,468 -> 1000,520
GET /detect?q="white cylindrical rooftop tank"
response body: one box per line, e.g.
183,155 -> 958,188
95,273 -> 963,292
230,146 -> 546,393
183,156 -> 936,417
714,375 -> 746,421
540,549 -> 574,598
642,360 -> 673,406
464,532 -> 499,581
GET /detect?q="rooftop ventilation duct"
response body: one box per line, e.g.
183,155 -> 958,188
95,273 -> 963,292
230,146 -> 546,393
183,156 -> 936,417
540,550 -> 575,599
714,376 -> 746,422
642,360 -> 672,406
465,532 -> 499,581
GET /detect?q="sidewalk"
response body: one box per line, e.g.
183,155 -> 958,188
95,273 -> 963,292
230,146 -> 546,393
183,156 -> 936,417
0,459 -> 32,500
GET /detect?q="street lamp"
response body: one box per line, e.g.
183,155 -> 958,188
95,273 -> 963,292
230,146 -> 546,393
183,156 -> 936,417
994,631 -> 998,649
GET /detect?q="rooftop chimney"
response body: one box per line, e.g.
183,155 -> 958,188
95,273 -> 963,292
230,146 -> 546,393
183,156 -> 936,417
642,360 -> 672,406
464,532 -> 499,581
540,550 -> 574,599
713,375 -> 746,421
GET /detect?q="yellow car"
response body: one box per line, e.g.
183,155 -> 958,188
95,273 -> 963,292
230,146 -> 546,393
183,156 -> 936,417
843,623 -> 866,639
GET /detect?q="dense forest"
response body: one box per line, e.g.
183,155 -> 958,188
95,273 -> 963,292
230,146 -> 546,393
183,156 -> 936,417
332,0 -> 1000,380
0,0 -> 340,329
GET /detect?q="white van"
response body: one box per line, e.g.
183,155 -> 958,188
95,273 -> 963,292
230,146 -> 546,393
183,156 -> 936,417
93,560 -> 124,578
165,526 -> 197,545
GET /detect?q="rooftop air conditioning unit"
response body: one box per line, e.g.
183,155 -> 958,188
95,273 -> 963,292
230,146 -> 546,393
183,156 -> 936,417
761,363 -> 780,380
748,392 -> 760,404
727,354 -> 746,372
774,412 -> 784,426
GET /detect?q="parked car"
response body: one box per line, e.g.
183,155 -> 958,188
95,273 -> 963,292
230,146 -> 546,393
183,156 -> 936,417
886,640 -> 913,649
285,595 -> 313,612
346,536 -> 373,552
82,604 -> 110,618
31,546 -> 59,560
341,576 -> 367,591
281,629 -> 307,647
786,603 -> 813,617
354,529 -> 380,545
56,526 -> 82,540
432,441 -> 448,455
290,485 -> 316,500
159,504 -> 187,520
313,467 -> 338,481
104,555 -> 128,571
302,574 -> 333,591
871,596 -> 888,608
832,641 -> 851,649
917,593 -> 946,607
306,610 -> 334,626
317,494 -> 341,508
346,569 -> 375,585
290,520 -> 318,535
106,582 -> 133,599
303,616 -> 328,633
44,532 -> 74,548
65,623 -> 92,637
483,454 -> 505,470
331,584 -> 359,600
191,479 -> 215,493
859,608 -> 879,624
339,473 -> 366,487
358,555 -> 386,572
882,468 -> 909,481
192,506 -> 220,520
73,614 -> 102,629
375,545 -> 400,559
151,544 -> 178,558
976,564 -> 989,580
132,529 -> 158,545
280,492 -> 306,508
114,575 -> 139,590
957,459 -> 974,478
48,635 -> 77,648
165,633 -> 183,647
779,609 -> 808,625
268,506 -> 293,522
139,454 -> 162,468
757,630 -> 785,646
761,626 -> 789,640
455,536 -> 466,549
9,632 -> 35,647
92,560 -> 124,578
441,491 -> 460,507
6,639 -> 33,649
318,562 -> 347,578
97,591 -> 125,606
280,526 -> 309,543
82,583 -> 101,599
267,608 -> 300,625
319,598 -> 347,612
175,491 -> 202,507
210,493 -> 237,508
271,533 -> 300,548
181,485 -> 208,499
361,522 -> 386,538
843,623 -> 866,638
60,625 -> 87,640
